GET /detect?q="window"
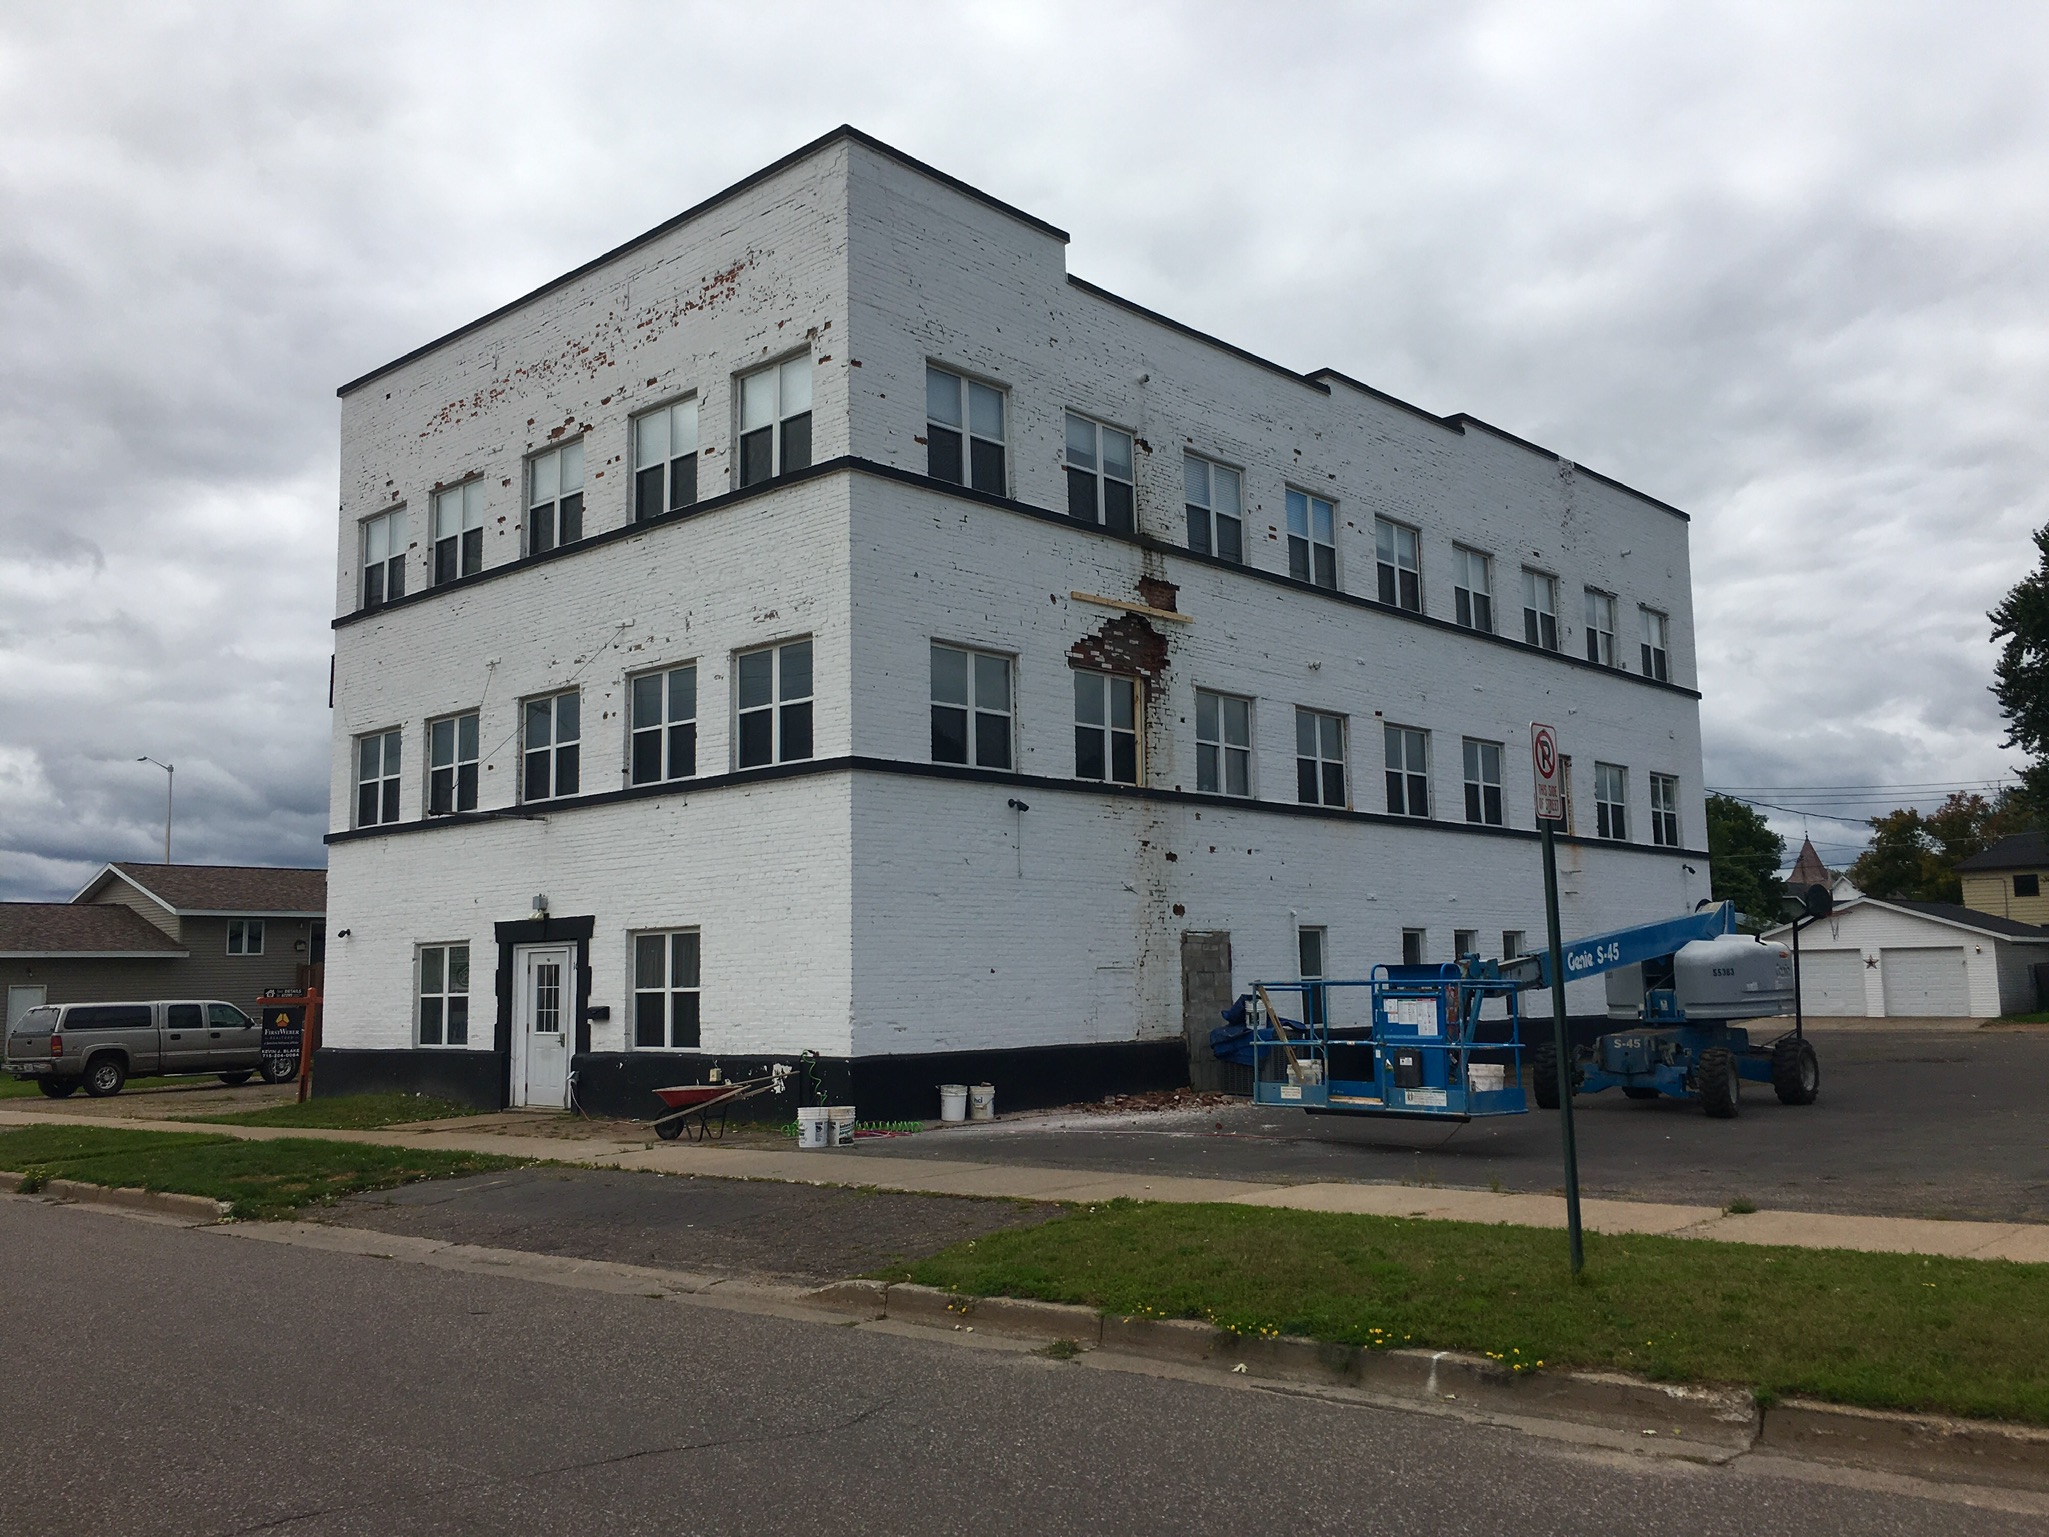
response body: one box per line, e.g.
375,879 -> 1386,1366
930,644 -> 1012,770
428,712 -> 479,816
356,729 -> 401,827
1402,929 -> 1426,966
1641,607 -> 1670,682
1384,725 -> 1430,818
739,356 -> 811,487
1286,490 -> 1338,589
1462,738 -> 1504,826
527,441 -> 585,554
1195,690 -> 1252,798
1522,569 -> 1559,651
430,480 -> 485,585
1559,753 -> 1575,833
1065,413 -> 1135,533
1073,671 -> 1139,784
1374,518 -> 1421,612
1453,546 -> 1493,632
1595,761 -> 1628,841
633,930 -> 701,1049
1503,930 -> 1527,959
634,399 -> 700,521
736,638 -> 812,768
1184,456 -> 1244,564
1649,772 -> 1680,846
1454,929 -> 1478,958
926,366 -> 1006,494
522,692 -> 581,801
226,919 -> 264,956
210,1003 -> 254,1031
418,943 -> 470,1047
630,665 -> 697,785
2018,874 -> 2041,898
1585,589 -> 1618,666
1298,926 -> 1326,1027
1295,708 -> 1347,807
360,510 -> 406,609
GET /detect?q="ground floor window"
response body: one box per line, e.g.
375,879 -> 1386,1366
227,918 -> 264,955
1298,925 -> 1326,1027
634,930 -> 701,1049
418,944 -> 470,1046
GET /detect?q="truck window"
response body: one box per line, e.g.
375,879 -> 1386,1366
166,1004 -> 203,1030
11,1006 -> 56,1035
62,1005 -> 152,1030
208,1004 -> 255,1030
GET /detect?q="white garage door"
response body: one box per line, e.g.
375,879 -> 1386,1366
1880,947 -> 1969,1017
1797,951 -> 1866,1016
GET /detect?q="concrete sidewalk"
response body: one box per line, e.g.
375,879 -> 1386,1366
5,1102 -> 2046,1263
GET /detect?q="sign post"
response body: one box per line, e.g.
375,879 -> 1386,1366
1531,722 -> 1585,1276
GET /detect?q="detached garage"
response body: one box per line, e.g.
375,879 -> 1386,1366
1766,898 -> 2049,1019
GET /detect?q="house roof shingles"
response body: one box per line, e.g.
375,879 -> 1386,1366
1954,832 -> 2049,874
1885,899 -> 2049,940
0,903 -> 188,957
104,863 -> 326,915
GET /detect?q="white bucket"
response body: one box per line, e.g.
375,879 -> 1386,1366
826,1105 -> 857,1147
1468,1062 -> 1506,1094
938,1083 -> 969,1122
797,1106 -> 830,1149
968,1083 -> 996,1121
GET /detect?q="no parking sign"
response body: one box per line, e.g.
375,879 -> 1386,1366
1531,722 -> 1563,823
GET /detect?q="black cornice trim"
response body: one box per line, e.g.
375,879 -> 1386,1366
324,753 -> 1711,863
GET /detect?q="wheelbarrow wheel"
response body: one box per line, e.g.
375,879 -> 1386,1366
653,1117 -> 685,1142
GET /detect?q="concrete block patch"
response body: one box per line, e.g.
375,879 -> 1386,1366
1757,1398 -> 2049,1493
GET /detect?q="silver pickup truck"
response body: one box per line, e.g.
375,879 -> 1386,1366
4,999 -> 280,1098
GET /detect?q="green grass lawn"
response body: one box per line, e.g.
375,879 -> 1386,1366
179,1093 -> 482,1130
0,1124 -> 523,1220
899,1200 -> 2049,1426
0,1076 -> 42,1099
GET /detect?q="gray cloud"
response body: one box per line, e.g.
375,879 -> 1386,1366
3,0 -> 2045,896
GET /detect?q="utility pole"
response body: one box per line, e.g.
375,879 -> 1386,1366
137,757 -> 174,864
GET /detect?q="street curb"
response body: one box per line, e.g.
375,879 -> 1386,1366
0,1170 -> 228,1223
809,1281 -> 2049,1487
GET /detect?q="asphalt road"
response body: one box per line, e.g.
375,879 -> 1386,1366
853,1028 -> 2049,1222
5,1198 -> 2042,1537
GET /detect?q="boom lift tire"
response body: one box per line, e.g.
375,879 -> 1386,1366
1697,1047 -> 1740,1119
1771,1035 -> 1820,1105
1622,1086 -> 1661,1100
1532,1043 -> 1560,1109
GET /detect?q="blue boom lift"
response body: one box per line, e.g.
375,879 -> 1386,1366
1228,898 -> 1823,1122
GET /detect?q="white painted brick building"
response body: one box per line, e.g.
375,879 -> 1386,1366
320,128 -> 1712,1118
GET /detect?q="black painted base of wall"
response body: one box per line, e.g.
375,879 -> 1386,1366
311,1047 -> 507,1111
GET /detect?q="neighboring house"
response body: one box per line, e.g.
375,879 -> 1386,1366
321,126 -> 1712,1120
1766,896 -> 2049,1018
1954,832 -> 2049,925
1,863 -> 326,1030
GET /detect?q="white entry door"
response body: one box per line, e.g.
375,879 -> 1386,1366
6,986 -> 46,1032
513,946 -> 575,1108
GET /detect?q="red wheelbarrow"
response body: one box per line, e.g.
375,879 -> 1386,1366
649,1064 -> 790,1142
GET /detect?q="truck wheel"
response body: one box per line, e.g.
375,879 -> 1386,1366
83,1056 -> 127,1098
1772,1036 -> 1820,1105
260,1058 -> 299,1085
217,1071 -> 254,1086
1698,1048 -> 1739,1119
1622,1086 -> 1661,1101
1532,1044 -> 1561,1109
38,1078 -> 79,1098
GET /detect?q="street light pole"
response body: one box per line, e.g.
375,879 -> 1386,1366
137,757 -> 173,864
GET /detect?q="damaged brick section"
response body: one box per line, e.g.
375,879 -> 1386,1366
1135,576 -> 1179,613
1069,612 -> 1170,679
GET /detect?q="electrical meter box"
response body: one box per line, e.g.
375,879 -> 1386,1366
1672,934 -> 1795,1019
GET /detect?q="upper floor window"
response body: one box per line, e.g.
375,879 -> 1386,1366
356,729 -> 401,828
1385,725 -> 1430,818
931,644 -> 1013,771
1295,708 -> 1347,807
428,712 -> 479,816
1196,689 -> 1252,798
418,943 -> 470,1047
1595,761 -> 1628,840
1286,490 -> 1337,589
522,691 -> 581,802
633,930 -> 701,1050
1074,670 -> 1139,784
1453,546 -> 1493,632
527,442 -> 584,554
736,638 -> 812,768
926,366 -> 1006,495
2018,874 -> 2041,898
226,919 -> 264,956
1650,771 -> 1680,847
431,481 -> 484,586
1641,607 -> 1670,682
630,664 -> 697,786
634,400 -> 700,521
1374,517 -> 1421,612
1585,589 -> 1618,667
361,510 -> 405,609
1462,738 -> 1503,826
1184,456 -> 1243,564
1522,568 -> 1560,651
1065,414 -> 1135,534
739,357 -> 811,487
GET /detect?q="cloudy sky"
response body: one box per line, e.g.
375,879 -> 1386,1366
3,1 -> 2045,897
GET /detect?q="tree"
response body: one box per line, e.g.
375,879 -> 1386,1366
1850,808 -> 1936,901
1850,791 -> 2021,902
1991,524 -> 2049,769
1705,793 -> 1783,926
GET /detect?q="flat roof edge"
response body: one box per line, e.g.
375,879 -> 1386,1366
1446,414 -> 1692,522
1066,276 -> 1330,395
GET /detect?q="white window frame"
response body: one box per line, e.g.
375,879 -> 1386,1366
1595,761 -> 1629,841
1064,412 -> 1136,534
633,399 -> 700,521
1286,489 -> 1338,590
735,637 -> 814,769
1453,545 -> 1493,633
1503,930 -> 1527,960
1585,589 -> 1618,667
430,479 -> 485,586
1195,689 -> 1253,798
632,929 -> 701,1050
1650,771 -> 1680,847
1454,929 -> 1479,959
427,711 -> 480,816
926,365 -> 1007,495
521,691 -> 581,803
930,643 -> 1014,771
629,663 -> 698,786
355,728 -> 402,828
226,919 -> 265,956
1298,924 -> 1328,1027
1641,607 -> 1670,682
1374,517 -> 1421,612
1462,737 -> 1504,827
1401,929 -> 1427,966
738,356 -> 812,488
526,440 -> 585,555
417,942 -> 471,1048
1384,724 -> 1430,818
1184,455 -> 1244,564
1073,670 -> 1140,784
1295,707 -> 1348,808
1522,568 -> 1560,651
360,508 -> 406,609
